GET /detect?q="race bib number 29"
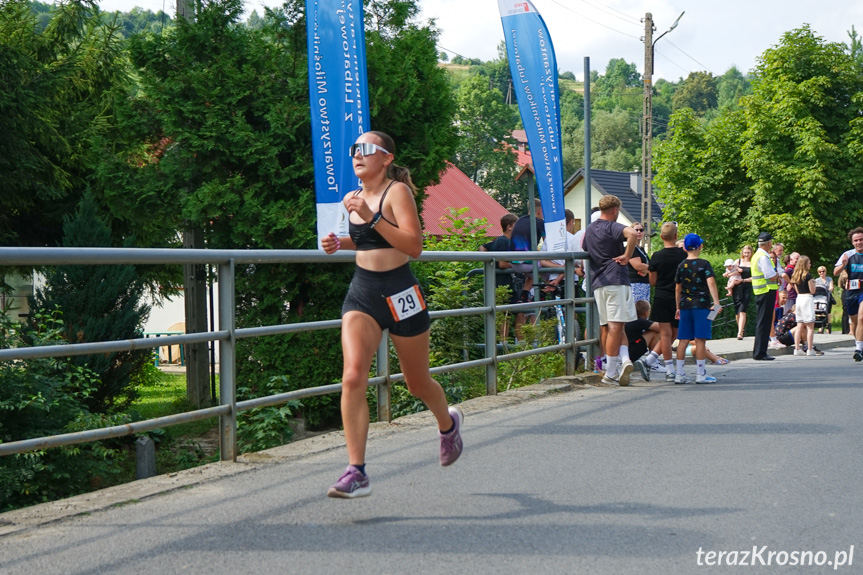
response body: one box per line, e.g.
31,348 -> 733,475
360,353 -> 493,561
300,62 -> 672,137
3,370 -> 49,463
386,284 -> 426,322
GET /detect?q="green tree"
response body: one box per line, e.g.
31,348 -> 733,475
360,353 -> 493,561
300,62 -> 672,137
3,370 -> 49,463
672,71 -> 718,114
593,58 -> 641,111
563,107 -> 640,173
1,307 -> 129,512
847,25 -> 863,70
30,194 -> 151,413
715,66 -> 751,110
740,25 -> 863,260
452,75 -> 517,182
0,0 -> 128,247
654,107 -> 751,249
364,2 -> 458,193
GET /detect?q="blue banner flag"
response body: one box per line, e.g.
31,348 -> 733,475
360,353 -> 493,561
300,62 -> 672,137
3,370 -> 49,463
306,0 -> 370,246
498,0 -> 566,251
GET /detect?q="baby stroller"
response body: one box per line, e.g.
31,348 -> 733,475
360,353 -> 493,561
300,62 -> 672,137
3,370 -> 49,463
813,285 -> 830,333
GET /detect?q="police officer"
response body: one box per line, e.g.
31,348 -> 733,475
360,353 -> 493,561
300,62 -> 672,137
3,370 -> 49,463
751,232 -> 781,360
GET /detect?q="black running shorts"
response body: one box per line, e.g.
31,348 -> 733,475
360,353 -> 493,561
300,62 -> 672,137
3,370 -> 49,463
342,264 -> 431,337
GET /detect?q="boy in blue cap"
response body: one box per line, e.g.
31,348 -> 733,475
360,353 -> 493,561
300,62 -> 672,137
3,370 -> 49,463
674,233 -> 722,384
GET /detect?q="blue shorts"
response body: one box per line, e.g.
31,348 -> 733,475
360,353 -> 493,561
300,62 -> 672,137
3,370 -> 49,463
845,291 -> 863,315
677,308 -> 712,341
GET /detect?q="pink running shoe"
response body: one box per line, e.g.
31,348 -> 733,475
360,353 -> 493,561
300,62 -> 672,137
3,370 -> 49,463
439,407 -> 464,466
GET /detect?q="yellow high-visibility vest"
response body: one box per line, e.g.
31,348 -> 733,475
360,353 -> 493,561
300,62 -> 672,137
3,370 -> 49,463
751,249 -> 778,295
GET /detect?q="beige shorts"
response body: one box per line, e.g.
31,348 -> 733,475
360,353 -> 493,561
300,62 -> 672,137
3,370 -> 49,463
595,284 -> 637,325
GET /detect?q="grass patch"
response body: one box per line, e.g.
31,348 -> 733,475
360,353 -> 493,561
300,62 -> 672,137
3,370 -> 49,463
132,371 -> 217,439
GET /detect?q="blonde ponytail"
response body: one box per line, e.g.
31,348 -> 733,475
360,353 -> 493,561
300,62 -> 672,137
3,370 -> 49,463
388,163 -> 416,196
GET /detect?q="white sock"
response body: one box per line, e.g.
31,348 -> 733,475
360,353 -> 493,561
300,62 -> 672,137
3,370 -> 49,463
770,336 -> 778,343
856,341 -> 863,352
696,359 -> 706,375
676,359 -> 686,374
607,355 -> 621,377
620,345 -> 629,361
644,351 -> 659,367
666,361 -> 675,375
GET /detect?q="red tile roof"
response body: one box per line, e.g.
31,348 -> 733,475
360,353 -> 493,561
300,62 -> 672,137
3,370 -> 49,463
421,163 -> 511,237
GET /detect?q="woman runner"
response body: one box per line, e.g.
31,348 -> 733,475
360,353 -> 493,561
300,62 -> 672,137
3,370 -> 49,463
320,131 -> 463,498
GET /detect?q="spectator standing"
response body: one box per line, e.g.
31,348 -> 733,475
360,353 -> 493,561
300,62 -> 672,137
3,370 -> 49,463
751,232 -> 781,360
782,252 -> 800,313
647,222 -> 688,380
789,255 -> 821,356
815,266 -> 834,334
510,199 -> 544,341
582,195 -> 638,386
732,245 -> 754,339
832,227 -> 863,361
673,234 -> 722,384
480,213 -> 518,340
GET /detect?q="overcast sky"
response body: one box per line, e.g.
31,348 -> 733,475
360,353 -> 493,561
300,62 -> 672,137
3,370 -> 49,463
95,0 -> 862,82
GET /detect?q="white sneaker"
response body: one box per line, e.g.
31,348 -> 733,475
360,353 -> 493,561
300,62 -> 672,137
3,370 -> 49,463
601,372 -> 621,385
619,360 -> 634,387
696,373 -> 716,384
793,349 -> 805,356
769,341 -> 785,349
665,372 -> 676,381
674,372 -> 690,384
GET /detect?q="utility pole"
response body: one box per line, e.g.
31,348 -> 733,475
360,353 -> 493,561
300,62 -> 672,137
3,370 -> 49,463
176,0 -> 210,407
641,13 -> 654,243
641,11 -> 684,243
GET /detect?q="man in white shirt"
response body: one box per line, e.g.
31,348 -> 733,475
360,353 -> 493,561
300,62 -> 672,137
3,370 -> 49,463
752,232 -> 782,360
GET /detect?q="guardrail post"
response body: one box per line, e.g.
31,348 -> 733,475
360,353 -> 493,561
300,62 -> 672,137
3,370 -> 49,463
564,259 -> 576,375
218,259 -> 237,461
376,329 -> 391,422
584,263 -> 597,367
484,260 -> 497,395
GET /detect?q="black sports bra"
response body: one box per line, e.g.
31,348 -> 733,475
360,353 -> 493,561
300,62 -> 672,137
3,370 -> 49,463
348,181 -> 399,251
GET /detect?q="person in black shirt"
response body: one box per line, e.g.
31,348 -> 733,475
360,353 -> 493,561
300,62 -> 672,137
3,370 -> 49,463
648,222 -> 687,381
480,213 -> 518,339
674,233 -> 721,384
625,300 -> 660,379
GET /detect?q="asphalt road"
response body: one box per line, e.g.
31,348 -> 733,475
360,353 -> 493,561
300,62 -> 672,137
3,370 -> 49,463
2,347 -> 862,575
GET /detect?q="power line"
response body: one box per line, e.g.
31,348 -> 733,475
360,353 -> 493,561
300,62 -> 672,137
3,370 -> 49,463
664,39 -> 714,74
572,0 -> 641,26
582,0 -> 641,24
542,0 -> 642,41
654,47 -> 690,75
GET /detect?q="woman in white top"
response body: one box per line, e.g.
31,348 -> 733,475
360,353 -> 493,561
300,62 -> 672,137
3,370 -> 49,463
789,256 -> 818,356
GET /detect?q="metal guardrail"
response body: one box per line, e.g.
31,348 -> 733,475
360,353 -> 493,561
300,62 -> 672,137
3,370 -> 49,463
0,247 -> 597,461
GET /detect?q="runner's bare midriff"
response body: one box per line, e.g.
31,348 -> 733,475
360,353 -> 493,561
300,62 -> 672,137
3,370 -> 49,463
355,248 -> 411,272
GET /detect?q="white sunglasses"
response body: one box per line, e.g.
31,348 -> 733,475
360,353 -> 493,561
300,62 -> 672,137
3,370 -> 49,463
350,142 -> 390,158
